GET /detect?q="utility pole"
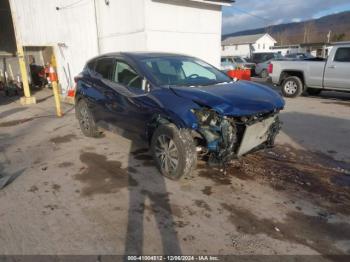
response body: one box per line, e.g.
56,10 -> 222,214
327,30 -> 332,43
8,0 -> 36,105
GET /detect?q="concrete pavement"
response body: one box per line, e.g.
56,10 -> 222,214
0,87 -> 349,257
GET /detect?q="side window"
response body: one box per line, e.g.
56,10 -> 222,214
334,48 -> 350,62
114,61 -> 142,89
95,58 -> 114,79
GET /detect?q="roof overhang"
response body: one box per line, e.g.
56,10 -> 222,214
179,0 -> 234,6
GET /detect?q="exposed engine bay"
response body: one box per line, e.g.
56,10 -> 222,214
192,108 -> 282,166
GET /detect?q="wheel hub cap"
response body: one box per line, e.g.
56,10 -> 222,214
285,81 -> 298,94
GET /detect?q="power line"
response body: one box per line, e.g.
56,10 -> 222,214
232,7 -> 274,23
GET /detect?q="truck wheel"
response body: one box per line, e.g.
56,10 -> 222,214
260,69 -> 268,79
151,124 -> 197,180
281,76 -> 303,98
76,99 -> 100,137
306,88 -> 322,96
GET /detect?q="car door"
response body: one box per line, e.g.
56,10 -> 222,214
323,47 -> 350,90
90,57 -> 116,124
103,59 -> 160,139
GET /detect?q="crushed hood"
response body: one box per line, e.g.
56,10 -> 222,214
170,81 -> 285,116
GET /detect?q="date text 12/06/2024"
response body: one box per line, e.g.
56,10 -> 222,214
127,255 -> 220,261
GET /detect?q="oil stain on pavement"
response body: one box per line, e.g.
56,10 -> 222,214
0,117 -> 35,127
221,203 -> 350,256
222,145 -> 350,215
131,148 -> 155,166
75,152 -> 138,196
50,134 -> 77,144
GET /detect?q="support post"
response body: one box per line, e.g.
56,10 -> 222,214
49,65 -> 62,117
52,80 -> 62,117
8,0 -> 36,105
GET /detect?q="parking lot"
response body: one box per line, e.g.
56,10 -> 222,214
0,81 -> 350,257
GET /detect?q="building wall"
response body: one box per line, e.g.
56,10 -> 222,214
96,0 -> 148,52
10,0 -> 225,93
11,0 -> 99,92
252,34 -> 276,53
221,44 -> 251,58
145,0 -> 222,67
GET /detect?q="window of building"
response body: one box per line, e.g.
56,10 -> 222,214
263,44 -> 265,49
258,44 -> 260,49
235,45 -> 238,50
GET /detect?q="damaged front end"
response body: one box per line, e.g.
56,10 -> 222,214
191,108 -> 282,167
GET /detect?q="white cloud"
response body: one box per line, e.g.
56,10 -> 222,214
292,18 -> 302,23
222,0 -> 350,34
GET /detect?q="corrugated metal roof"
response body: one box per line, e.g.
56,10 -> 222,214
222,33 -> 265,46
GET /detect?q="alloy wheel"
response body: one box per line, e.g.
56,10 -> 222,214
154,135 -> 179,176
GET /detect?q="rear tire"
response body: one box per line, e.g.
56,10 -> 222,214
76,99 -> 100,137
151,124 -> 197,180
306,88 -> 322,96
281,76 -> 303,98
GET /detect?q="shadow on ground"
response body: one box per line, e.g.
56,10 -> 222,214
74,135 -> 182,255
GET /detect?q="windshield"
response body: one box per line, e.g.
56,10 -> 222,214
141,56 -> 232,86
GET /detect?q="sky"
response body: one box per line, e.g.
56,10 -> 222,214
222,0 -> 350,35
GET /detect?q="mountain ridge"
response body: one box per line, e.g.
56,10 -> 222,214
223,11 -> 350,44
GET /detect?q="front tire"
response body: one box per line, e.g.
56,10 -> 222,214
151,124 -> 197,180
76,99 -> 100,137
281,76 -> 303,98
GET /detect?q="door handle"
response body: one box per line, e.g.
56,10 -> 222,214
328,65 -> 336,69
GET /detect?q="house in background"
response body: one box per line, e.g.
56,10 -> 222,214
2,0 -> 233,96
221,33 -> 277,58
269,44 -> 301,56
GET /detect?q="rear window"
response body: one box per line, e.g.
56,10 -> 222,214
334,48 -> 350,62
84,59 -> 96,72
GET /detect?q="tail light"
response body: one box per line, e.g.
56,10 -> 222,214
268,63 -> 273,74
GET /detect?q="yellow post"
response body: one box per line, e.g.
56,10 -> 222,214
52,80 -> 62,117
9,0 -> 36,105
49,55 -> 62,117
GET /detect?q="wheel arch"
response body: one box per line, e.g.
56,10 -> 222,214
279,70 -> 305,88
146,113 -> 192,144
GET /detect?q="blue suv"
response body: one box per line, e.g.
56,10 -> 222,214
75,53 -> 285,180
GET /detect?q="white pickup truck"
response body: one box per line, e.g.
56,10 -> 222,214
270,43 -> 350,97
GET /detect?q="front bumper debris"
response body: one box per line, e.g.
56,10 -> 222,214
237,115 -> 278,156
193,108 -> 282,167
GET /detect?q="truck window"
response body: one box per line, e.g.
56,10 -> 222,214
334,48 -> 350,62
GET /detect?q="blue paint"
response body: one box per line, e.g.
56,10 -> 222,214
75,53 -> 284,143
